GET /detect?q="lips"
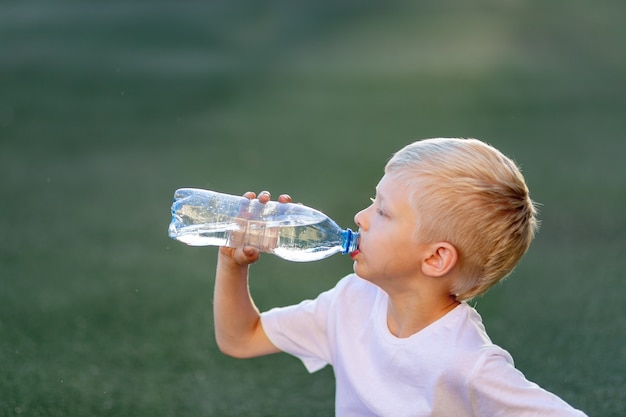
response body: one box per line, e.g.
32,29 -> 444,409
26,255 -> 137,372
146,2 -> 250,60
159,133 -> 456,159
350,249 -> 360,259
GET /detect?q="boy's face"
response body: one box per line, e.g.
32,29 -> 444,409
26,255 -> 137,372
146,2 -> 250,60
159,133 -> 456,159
352,172 -> 429,289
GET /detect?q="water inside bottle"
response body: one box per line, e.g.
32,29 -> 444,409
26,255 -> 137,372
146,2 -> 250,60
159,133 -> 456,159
270,218 -> 346,262
169,217 -> 347,262
168,223 -> 238,247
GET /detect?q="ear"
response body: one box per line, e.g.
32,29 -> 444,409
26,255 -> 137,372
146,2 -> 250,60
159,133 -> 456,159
421,242 -> 458,277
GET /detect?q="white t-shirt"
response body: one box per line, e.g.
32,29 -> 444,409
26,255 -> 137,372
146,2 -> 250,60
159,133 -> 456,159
261,274 -> 587,417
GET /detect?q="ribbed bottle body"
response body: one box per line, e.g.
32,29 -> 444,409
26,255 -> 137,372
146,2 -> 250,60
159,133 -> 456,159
168,188 -> 358,262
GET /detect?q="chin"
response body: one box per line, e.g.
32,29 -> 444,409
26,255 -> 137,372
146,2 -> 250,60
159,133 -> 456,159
352,265 -> 372,281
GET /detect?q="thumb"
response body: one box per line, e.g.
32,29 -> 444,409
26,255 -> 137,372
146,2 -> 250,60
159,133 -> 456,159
236,246 -> 261,265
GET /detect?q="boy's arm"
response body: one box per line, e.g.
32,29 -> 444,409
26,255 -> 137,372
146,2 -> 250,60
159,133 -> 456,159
213,247 -> 279,358
212,191 -> 285,359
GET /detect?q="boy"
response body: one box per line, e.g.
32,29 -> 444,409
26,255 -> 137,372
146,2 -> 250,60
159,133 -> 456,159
213,138 -> 587,416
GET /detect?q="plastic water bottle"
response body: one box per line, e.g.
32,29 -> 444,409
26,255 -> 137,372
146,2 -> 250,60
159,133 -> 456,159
168,188 -> 359,262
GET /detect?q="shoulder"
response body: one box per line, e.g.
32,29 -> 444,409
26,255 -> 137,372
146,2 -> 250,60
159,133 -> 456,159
445,303 -> 498,352
438,304 -> 513,379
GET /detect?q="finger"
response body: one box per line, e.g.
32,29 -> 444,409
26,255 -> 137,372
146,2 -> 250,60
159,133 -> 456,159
277,194 -> 292,203
243,191 -> 256,200
257,190 -> 271,203
221,246 -> 260,265
239,246 -> 260,264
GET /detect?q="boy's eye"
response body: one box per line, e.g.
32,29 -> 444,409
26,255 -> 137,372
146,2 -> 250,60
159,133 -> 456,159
370,197 -> 386,216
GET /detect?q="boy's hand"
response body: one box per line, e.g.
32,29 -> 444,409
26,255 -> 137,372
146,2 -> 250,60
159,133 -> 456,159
218,190 -> 292,266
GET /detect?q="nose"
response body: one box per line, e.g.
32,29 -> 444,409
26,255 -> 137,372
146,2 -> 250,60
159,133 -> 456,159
354,207 -> 368,230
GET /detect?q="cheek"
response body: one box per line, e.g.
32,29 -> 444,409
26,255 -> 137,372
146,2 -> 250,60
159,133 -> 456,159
383,249 -> 422,276
386,232 -> 420,262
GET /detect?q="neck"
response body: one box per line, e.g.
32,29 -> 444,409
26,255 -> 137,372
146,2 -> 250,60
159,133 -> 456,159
386,293 -> 460,338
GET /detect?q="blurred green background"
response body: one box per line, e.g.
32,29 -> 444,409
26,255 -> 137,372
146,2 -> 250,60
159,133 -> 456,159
1,0 -> 624,415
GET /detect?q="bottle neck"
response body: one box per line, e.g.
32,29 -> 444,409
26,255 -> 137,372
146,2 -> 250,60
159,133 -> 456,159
341,228 -> 359,254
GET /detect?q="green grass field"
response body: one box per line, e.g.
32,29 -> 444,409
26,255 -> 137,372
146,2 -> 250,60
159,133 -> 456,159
1,1 -> 625,415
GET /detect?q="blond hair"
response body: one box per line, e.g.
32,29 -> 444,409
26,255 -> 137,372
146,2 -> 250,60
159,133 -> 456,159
386,138 -> 539,301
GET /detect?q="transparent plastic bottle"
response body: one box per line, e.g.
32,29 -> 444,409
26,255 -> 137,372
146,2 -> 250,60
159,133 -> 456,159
168,188 -> 359,262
